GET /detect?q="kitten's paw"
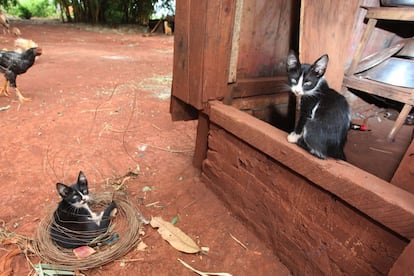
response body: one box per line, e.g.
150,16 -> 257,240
287,132 -> 301,143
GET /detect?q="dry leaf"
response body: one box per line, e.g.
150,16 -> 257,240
178,258 -> 232,276
150,216 -> 201,253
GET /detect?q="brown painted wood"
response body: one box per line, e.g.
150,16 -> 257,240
347,17 -> 378,76
236,0 -> 294,78
187,0 -> 208,108
169,95 -> 198,121
202,0 -> 236,103
366,7 -> 414,20
203,123 -> 406,275
171,0 -> 190,104
388,239 -> 414,276
392,139 -> 414,194
193,112 -> 209,169
344,6 -> 414,141
343,76 -> 414,105
171,0 -> 297,112
232,77 -> 289,98
299,0 -> 359,91
231,93 -> 290,111
208,100 -> 414,239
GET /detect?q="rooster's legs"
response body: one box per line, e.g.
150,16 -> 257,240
0,78 -> 10,96
0,79 -> 31,102
14,88 -> 31,103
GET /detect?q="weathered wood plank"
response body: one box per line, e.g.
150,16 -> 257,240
208,100 -> 414,239
366,7 -> 414,20
236,0 -> 293,78
169,95 -> 198,121
228,0 -> 244,83
187,0 -> 208,109
193,112 -> 209,169
392,139 -> 414,194
203,124 -> 406,275
300,0 -> 359,91
171,0 -> 190,104
231,93 -> 289,111
202,0 -> 236,103
231,76 -> 289,98
343,75 -> 414,105
389,239 -> 414,276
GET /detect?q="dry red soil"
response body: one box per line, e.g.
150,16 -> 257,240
0,20 -> 290,275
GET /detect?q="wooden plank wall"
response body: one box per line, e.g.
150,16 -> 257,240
202,101 -> 413,274
299,0 -> 359,91
236,0 -> 296,78
171,0 -> 237,110
391,140 -> 414,194
171,0 -> 206,110
207,101 -> 414,240
203,125 -> 406,275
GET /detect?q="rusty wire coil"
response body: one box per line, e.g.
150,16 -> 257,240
32,191 -> 143,270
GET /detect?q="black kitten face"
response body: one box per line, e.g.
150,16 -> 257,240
56,171 -> 90,208
287,51 -> 329,96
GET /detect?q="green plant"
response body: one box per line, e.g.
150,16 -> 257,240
7,0 -> 57,19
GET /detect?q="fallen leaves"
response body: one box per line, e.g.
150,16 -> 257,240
150,216 -> 231,276
150,216 -> 201,254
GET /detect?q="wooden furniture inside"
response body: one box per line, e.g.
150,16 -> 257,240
344,7 -> 414,141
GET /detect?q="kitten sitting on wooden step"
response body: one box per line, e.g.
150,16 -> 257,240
286,50 -> 350,160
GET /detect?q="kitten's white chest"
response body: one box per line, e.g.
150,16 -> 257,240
84,204 -> 104,226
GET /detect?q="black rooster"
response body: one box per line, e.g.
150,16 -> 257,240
0,47 -> 42,102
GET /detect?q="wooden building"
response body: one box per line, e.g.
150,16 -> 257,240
170,0 -> 414,274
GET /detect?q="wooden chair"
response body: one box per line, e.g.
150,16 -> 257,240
343,7 -> 414,141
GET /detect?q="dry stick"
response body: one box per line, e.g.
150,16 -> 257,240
178,258 -> 232,276
115,258 -> 144,263
140,143 -> 193,153
80,107 -> 118,113
369,147 -> 393,154
87,84 -> 119,137
121,86 -> 140,164
229,233 -> 248,249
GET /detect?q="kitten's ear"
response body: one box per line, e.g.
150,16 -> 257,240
77,171 -> 88,186
56,183 -> 70,198
287,50 -> 300,71
77,171 -> 88,193
313,54 -> 329,77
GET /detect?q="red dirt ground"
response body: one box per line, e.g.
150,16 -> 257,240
0,20 -> 290,275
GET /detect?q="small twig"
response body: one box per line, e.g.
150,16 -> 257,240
115,258 -> 144,263
369,147 -> 393,155
145,201 -> 161,207
180,199 -> 197,212
80,108 -> 118,113
0,105 -> 10,111
106,128 -> 137,133
151,123 -> 162,131
178,258 -> 232,276
229,233 -> 247,250
142,143 -> 193,153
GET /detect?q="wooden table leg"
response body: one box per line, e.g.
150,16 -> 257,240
388,103 -> 413,141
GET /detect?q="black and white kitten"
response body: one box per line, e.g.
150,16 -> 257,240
286,50 -> 350,160
50,171 -> 117,249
